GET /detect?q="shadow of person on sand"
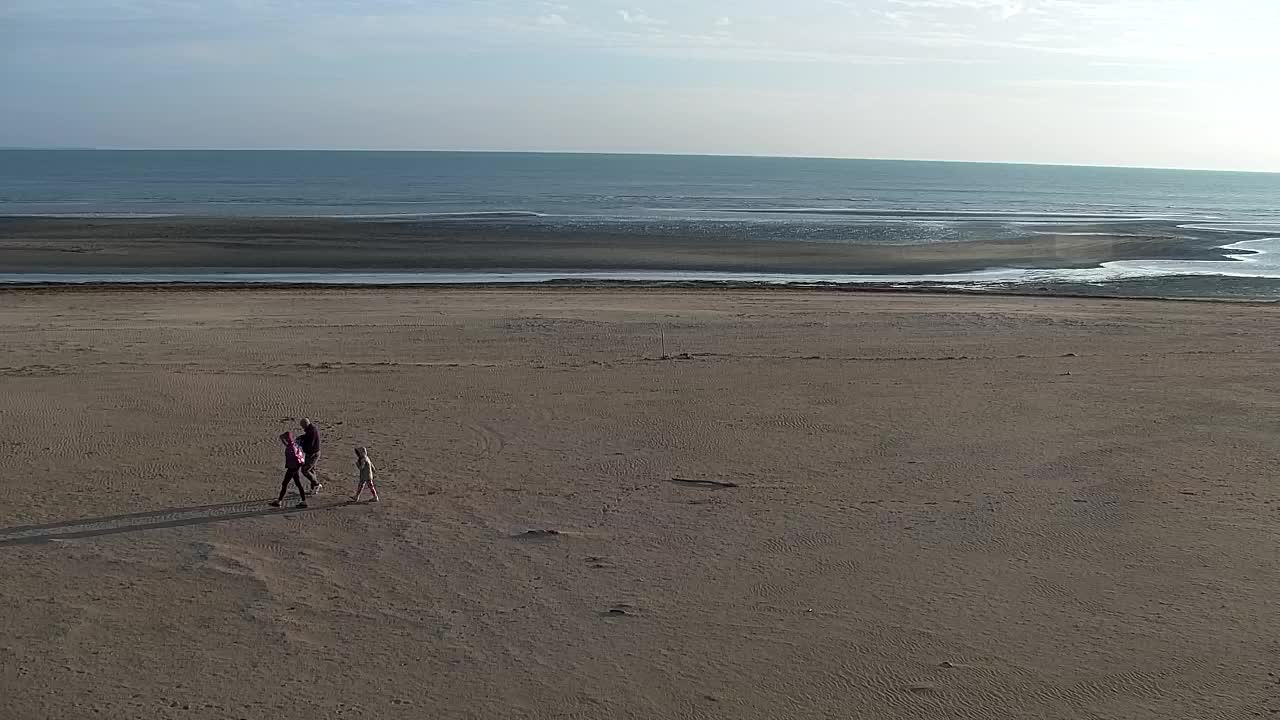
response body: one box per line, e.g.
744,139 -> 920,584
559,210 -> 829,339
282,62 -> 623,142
0,495 -> 354,547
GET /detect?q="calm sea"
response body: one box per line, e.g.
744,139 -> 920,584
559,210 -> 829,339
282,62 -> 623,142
3,150 -> 1280,292
3,149 -> 1277,221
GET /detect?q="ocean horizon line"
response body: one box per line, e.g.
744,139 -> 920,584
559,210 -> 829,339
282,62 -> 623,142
4,147 -> 1278,176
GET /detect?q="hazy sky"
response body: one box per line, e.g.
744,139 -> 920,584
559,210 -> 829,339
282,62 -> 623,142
4,0 -> 1279,170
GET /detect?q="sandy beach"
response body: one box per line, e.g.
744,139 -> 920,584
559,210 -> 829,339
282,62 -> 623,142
3,287 -> 1280,719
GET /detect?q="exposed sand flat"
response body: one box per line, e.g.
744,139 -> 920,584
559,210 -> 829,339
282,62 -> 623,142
1,288 -> 1278,719
0,215 -> 1240,274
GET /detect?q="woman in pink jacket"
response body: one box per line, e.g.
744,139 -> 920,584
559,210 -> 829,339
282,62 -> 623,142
270,432 -> 309,509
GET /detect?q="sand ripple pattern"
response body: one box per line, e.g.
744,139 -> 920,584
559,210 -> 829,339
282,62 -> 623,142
2,289 -> 1278,719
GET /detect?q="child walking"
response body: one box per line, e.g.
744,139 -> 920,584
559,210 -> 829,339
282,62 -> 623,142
352,446 -> 379,502
270,431 -> 309,508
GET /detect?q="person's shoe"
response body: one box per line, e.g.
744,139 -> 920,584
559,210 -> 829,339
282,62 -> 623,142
371,496 -> 380,502
312,483 -> 323,492
296,502 -> 308,509
269,500 -> 281,508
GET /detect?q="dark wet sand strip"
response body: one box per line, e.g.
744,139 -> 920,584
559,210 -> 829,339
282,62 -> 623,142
0,215 -> 1251,275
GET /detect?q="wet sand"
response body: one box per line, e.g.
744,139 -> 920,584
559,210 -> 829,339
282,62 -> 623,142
2,288 -> 1279,718
0,215 -> 1242,274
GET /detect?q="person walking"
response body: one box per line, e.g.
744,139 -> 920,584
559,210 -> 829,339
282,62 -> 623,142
271,431 -> 308,508
351,446 -> 380,502
298,418 -> 322,492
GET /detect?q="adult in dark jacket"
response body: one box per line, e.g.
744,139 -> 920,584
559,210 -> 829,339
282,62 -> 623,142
298,418 -> 322,491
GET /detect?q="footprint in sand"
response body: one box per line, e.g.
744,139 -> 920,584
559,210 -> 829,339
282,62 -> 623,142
601,603 -> 636,619
511,529 -> 561,541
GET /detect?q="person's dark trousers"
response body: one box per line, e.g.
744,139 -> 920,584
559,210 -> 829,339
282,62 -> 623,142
301,453 -> 320,489
279,467 -> 307,502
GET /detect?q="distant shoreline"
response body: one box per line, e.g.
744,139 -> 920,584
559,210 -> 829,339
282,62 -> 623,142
5,214 -> 1279,298
0,215 -> 1248,276
0,280 -> 1273,305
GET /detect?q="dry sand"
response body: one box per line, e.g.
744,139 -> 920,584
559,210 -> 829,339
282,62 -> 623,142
1,288 -> 1278,719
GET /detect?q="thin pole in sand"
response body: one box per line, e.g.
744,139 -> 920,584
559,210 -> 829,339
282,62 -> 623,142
660,324 -> 668,360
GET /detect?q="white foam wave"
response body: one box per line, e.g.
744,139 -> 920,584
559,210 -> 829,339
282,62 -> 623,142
1177,223 -> 1280,234
325,211 -> 546,220
677,207 -> 1200,221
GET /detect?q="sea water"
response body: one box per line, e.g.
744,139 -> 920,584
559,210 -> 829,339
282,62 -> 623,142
3,150 -> 1279,293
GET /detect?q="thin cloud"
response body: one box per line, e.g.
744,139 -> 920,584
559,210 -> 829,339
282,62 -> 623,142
1008,78 -> 1201,89
13,0 -> 1280,73
618,9 -> 666,25
888,0 -> 1027,20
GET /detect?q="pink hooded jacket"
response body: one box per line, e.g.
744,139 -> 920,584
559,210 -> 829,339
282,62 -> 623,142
280,432 -> 304,468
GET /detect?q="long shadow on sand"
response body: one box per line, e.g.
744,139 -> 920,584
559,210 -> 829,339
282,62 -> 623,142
0,496 -> 347,547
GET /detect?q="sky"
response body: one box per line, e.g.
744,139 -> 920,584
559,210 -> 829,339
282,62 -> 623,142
3,0 -> 1279,170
